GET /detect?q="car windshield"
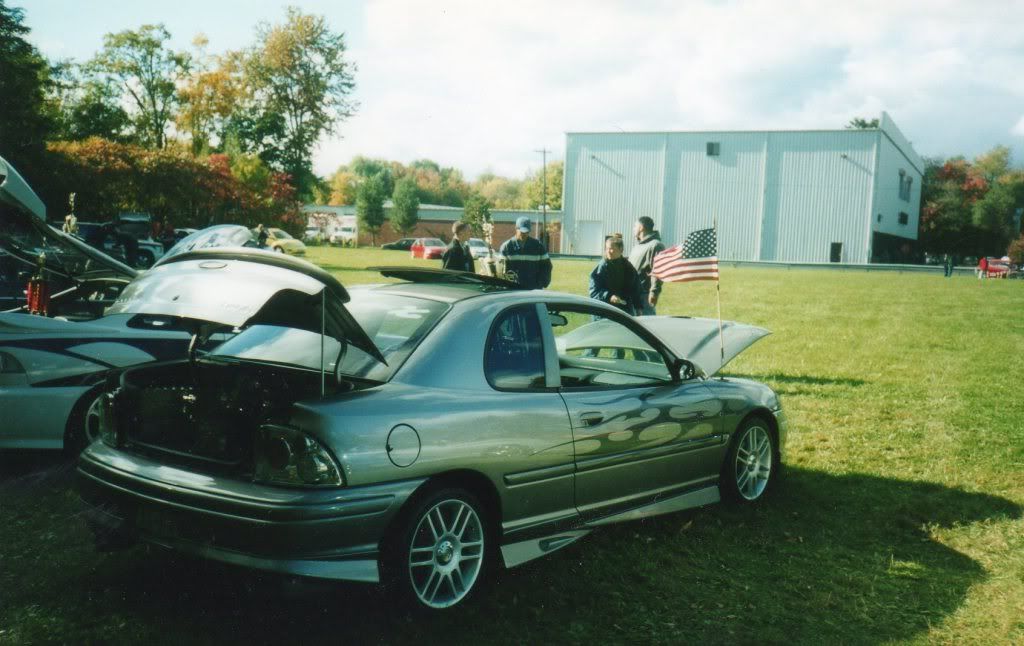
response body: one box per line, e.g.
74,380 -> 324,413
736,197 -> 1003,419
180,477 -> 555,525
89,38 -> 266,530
468,239 -> 486,247
208,291 -> 448,381
423,239 -> 443,246
270,228 -> 292,239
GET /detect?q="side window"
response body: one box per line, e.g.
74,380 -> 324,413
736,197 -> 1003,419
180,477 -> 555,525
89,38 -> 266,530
485,305 -> 546,390
549,308 -> 672,388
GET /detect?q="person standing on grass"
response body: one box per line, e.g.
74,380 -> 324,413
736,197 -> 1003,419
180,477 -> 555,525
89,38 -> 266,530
628,216 -> 666,315
590,234 -> 644,315
498,216 -> 552,289
442,222 -> 475,273
978,256 -> 988,281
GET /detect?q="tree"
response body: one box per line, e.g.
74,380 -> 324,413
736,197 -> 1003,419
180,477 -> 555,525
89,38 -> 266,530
391,177 -> 420,236
462,193 -> 491,236
89,24 -> 190,149
49,61 -> 133,142
356,174 -> 386,245
0,1 -> 56,183
525,160 -> 563,210
327,169 -> 358,205
846,117 -> 879,129
178,37 -> 246,154
474,172 -> 526,209
245,7 -> 357,199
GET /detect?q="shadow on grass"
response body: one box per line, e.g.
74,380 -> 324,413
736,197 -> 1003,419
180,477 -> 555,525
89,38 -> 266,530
728,372 -> 868,388
1,466 -> 1018,644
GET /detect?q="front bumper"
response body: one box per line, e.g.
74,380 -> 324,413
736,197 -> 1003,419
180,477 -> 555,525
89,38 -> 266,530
78,443 -> 424,583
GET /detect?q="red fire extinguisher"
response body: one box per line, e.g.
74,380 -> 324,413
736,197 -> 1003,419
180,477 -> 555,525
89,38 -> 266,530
26,252 -> 50,316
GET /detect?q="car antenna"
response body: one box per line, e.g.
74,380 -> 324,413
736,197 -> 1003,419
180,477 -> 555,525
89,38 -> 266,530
320,288 -> 326,398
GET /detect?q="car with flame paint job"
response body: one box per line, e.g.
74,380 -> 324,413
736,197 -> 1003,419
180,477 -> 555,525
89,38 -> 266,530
78,262 -> 786,611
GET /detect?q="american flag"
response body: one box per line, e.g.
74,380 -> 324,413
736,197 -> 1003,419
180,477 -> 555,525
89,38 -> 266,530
652,227 -> 719,283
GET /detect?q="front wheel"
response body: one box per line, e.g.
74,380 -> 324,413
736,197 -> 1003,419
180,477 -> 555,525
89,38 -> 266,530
64,388 -> 104,454
384,488 -> 490,611
720,417 -> 777,504
273,246 -> 285,254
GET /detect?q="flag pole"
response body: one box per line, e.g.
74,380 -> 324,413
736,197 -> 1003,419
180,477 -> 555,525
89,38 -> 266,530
714,216 -> 724,373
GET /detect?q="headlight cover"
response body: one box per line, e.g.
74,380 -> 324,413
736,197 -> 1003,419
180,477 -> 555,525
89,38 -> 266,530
254,424 -> 344,487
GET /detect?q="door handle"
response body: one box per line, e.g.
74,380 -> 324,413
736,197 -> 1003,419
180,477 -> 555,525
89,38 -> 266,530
579,413 -> 604,427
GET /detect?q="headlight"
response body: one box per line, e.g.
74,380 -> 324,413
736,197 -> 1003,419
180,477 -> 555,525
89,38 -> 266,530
254,425 -> 344,487
0,351 -> 25,374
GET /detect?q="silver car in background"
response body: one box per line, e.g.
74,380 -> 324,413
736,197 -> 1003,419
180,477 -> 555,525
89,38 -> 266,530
79,261 -> 786,612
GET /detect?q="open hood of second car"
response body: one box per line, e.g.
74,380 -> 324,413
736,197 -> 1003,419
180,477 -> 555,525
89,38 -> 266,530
635,316 -> 771,377
106,248 -> 385,364
0,156 -> 137,283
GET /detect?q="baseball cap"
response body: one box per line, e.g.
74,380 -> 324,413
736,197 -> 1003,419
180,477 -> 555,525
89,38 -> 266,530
515,216 -> 532,233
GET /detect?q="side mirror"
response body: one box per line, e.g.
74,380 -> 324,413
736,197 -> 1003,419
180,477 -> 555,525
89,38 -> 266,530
672,357 -> 699,381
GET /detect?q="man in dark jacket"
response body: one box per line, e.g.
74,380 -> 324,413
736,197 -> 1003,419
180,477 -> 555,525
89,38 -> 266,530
628,216 -> 666,314
442,222 -> 475,272
498,216 -> 552,289
590,235 -> 644,315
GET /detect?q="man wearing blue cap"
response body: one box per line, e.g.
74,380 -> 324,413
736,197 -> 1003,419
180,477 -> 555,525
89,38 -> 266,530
498,216 -> 552,289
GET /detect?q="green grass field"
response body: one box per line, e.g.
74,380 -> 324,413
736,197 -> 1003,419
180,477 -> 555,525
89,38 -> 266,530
1,247 -> 1022,644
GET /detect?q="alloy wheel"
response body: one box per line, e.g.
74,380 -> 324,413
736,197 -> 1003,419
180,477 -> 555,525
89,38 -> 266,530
734,425 -> 772,501
407,498 -> 485,609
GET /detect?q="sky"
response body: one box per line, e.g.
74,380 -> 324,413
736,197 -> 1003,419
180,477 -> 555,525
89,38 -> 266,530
21,0 -> 1024,180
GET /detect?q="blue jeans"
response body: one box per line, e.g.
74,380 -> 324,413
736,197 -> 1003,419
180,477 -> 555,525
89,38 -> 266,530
639,301 -> 657,316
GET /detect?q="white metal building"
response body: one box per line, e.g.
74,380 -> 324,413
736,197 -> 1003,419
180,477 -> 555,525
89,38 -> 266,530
561,112 -> 923,263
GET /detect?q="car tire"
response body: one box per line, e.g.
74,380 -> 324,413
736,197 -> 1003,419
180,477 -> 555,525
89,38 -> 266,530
720,416 -> 777,504
64,387 -> 105,455
382,487 -> 492,611
135,250 -> 155,269
274,246 -> 284,254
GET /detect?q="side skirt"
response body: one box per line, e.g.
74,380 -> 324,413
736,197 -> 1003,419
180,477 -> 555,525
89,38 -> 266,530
584,485 -> 720,527
500,530 -> 591,569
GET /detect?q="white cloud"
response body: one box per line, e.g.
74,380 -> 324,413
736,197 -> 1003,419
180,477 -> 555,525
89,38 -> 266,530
1012,116 -> 1024,137
307,0 -> 1024,177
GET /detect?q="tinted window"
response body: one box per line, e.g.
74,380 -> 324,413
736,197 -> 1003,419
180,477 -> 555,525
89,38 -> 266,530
485,305 -> 546,390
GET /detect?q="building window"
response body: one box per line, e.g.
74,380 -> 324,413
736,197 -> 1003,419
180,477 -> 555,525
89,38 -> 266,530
877,213 -> 883,223
706,142 -> 720,157
898,169 -> 913,201
898,212 -> 909,225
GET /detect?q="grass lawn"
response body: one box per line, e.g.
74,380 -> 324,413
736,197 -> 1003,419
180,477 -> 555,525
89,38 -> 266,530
1,246 -> 1022,644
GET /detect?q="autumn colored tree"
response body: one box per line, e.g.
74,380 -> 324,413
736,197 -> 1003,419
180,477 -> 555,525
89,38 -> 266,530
89,24 -> 190,149
245,7 -> 356,199
525,160 -> 563,211
178,37 -> 246,154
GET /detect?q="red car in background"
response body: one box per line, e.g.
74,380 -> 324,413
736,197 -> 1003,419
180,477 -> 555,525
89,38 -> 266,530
985,257 -> 1010,278
411,237 -> 446,259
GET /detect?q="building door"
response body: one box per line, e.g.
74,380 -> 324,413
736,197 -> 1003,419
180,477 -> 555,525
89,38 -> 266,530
576,221 -> 604,255
830,242 -> 843,263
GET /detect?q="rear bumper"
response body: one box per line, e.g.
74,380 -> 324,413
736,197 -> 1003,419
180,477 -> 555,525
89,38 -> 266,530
78,443 -> 425,582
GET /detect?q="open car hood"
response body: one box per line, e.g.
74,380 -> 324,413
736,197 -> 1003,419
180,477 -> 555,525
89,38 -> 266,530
0,156 -> 137,283
635,316 -> 770,377
105,248 -> 385,364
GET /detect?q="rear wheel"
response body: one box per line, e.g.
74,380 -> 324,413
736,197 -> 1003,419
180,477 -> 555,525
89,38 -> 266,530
135,249 -> 155,269
720,417 -> 776,504
384,488 -> 490,611
273,246 -> 285,254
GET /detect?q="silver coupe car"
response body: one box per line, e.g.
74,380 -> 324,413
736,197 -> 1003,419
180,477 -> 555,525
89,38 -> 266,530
78,260 -> 786,611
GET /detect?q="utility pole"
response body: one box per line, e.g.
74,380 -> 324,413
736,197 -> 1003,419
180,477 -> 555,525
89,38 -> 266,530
535,148 -> 551,247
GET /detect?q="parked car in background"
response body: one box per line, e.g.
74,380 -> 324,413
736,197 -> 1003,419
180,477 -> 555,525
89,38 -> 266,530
329,226 -> 357,246
467,237 -> 490,259
382,238 -> 416,251
76,217 -> 165,269
411,237 -> 446,259
985,256 -> 1011,278
78,265 -> 784,612
304,226 -> 324,243
256,227 -> 306,256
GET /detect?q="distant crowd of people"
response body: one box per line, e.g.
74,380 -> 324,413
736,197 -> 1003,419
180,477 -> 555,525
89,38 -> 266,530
440,214 -> 666,315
